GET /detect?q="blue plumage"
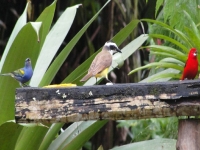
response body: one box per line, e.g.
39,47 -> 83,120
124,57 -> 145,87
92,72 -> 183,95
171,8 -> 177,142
0,58 -> 33,87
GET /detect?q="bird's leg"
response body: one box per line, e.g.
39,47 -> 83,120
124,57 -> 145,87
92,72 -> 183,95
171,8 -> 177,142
96,77 -> 97,85
106,78 -> 113,84
24,84 -> 30,87
105,78 -> 113,85
22,83 -> 30,87
19,82 -> 23,88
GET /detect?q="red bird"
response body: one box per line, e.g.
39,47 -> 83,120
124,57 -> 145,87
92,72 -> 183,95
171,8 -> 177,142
181,48 -> 198,80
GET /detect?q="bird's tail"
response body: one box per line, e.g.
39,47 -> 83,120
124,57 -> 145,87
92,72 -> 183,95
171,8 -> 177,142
0,73 -> 12,76
80,73 -> 92,82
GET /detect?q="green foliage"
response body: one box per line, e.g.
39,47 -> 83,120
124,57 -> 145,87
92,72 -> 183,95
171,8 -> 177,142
48,121 -> 107,150
150,0 -> 200,61
0,122 -> 23,150
155,0 -> 164,17
163,0 -> 200,30
0,2 -> 30,72
39,0 -> 111,86
0,0 -> 148,149
117,118 -> 178,142
30,4 -> 81,87
111,138 -> 176,150
113,118 -> 177,150
129,12 -> 200,81
126,1 -> 200,149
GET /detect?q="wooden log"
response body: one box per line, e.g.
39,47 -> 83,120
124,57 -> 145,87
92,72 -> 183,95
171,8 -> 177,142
15,79 -> 200,123
176,119 -> 200,150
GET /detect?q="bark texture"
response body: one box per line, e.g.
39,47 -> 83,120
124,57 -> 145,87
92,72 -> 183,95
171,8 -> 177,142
177,119 -> 200,150
15,79 -> 200,123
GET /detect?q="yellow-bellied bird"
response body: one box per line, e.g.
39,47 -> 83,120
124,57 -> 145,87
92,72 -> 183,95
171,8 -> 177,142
80,41 -> 121,84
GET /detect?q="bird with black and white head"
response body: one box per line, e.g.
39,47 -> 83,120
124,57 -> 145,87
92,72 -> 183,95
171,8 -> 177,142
80,41 -> 121,84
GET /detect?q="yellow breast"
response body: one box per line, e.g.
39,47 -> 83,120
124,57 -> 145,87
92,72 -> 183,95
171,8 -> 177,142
95,68 -> 109,78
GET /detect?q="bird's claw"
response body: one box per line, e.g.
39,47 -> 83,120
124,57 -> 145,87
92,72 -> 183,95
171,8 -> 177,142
106,82 -> 113,85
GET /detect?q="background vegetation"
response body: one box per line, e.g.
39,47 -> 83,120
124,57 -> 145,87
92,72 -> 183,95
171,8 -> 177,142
0,0 -> 199,149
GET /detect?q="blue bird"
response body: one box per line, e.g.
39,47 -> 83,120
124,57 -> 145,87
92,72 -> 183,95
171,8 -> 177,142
0,58 -> 33,87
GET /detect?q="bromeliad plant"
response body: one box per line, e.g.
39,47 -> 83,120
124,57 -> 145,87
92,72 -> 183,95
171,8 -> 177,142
0,0 -> 147,149
2,0 -> 198,149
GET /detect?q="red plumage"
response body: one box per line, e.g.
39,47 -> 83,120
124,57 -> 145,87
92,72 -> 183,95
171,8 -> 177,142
181,48 -> 198,80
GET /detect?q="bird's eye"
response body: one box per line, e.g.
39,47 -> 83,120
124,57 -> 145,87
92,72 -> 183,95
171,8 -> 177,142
26,58 -> 30,62
110,45 -> 115,50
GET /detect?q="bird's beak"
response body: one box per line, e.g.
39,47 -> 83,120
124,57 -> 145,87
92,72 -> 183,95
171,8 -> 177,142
194,51 -> 197,56
116,48 -> 122,53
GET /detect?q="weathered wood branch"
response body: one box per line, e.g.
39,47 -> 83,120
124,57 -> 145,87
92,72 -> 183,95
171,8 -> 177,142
15,79 -> 200,123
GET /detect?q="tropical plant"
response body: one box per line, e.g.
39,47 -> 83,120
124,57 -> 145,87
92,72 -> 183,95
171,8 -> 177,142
129,0 -> 200,82
115,1 -> 200,149
0,0 -> 148,149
